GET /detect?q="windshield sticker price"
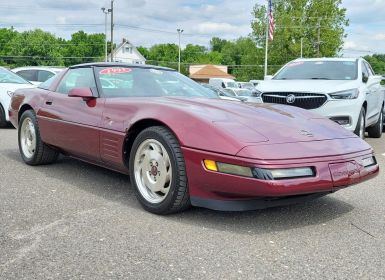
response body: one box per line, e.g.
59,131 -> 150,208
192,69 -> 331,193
99,68 -> 132,75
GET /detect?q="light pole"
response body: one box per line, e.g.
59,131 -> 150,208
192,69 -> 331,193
101,7 -> 111,62
110,0 -> 115,62
177,28 -> 184,73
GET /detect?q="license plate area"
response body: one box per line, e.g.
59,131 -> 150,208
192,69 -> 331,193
329,161 -> 363,187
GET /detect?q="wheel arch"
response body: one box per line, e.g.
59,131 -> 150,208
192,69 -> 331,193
18,104 -> 34,123
122,118 -> 180,167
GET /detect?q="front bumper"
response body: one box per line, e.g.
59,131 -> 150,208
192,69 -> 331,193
310,99 -> 362,131
182,147 -> 378,211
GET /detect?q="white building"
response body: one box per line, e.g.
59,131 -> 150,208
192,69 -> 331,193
109,39 -> 146,64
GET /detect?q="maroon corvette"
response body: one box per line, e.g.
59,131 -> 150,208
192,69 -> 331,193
9,63 -> 379,214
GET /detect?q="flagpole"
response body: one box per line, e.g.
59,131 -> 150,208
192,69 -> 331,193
264,1 -> 269,77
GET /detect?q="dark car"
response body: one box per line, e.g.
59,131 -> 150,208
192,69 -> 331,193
9,63 -> 379,214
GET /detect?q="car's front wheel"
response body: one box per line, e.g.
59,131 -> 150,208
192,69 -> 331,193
354,107 -> 366,139
367,106 -> 383,138
0,104 -> 8,128
129,126 -> 190,214
18,110 -> 59,165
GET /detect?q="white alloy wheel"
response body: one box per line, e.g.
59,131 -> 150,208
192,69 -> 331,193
20,117 -> 37,158
134,139 -> 172,204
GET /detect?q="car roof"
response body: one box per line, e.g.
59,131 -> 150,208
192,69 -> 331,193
293,57 -> 359,62
12,66 -> 65,72
70,62 -> 175,71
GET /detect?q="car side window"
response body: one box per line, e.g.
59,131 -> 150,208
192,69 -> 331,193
57,68 -> 96,95
37,70 -> 55,82
361,61 -> 369,80
364,62 -> 375,76
17,70 -> 37,82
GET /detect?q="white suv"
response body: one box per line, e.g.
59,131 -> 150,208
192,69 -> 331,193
257,58 -> 384,138
0,67 -> 34,127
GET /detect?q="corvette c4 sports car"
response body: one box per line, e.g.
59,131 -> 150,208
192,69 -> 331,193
9,63 -> 379,214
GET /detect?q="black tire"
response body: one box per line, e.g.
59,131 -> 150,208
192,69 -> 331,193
383,107 -> 385,132
0,103 -> 8,128
18,110 -> 59,165
354,107 -> 366,139
367,107 -> 383,138
129,126 -> 190,214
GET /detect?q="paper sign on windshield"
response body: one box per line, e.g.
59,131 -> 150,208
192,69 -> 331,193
99,68 -> 132,75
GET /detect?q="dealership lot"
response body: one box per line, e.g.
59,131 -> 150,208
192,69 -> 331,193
0,128 -> 384,279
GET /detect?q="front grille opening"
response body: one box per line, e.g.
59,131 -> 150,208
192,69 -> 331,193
262,92 -> 327,110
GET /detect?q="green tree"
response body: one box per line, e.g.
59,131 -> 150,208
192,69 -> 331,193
364,54 -> 385,74
251,0 -> 348,74
7,29 -> 64,66
63,31 -> 105,65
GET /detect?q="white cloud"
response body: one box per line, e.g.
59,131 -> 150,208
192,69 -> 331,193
374,34 -> 385,41
343,41 -> 357,49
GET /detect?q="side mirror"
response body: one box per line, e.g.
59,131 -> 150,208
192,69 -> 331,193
264,75 -> 273,80
381,77 -> 385,86
362,73 -> 369,83
68,87 -> 94,100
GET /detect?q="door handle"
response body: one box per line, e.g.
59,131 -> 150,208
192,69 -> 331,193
45,100 -> 53,105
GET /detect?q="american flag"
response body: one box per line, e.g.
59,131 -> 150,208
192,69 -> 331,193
268,0 -> 275,41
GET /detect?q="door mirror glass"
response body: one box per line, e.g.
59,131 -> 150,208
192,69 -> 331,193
362,73 -> 369,83
68,87 -> 94,100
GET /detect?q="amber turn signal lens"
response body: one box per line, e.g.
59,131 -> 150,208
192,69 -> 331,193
203,160 -> 218,172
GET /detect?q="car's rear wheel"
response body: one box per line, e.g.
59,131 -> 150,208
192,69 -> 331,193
354,107 -> 366,139
367,107 -> 383,138
18,110 -> 59,165
129,126 -> 190,214
0,104 -> 8,128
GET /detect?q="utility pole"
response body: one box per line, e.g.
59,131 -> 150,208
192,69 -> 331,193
110,0 -> 114,62
316,18 -> 321,57
300,38 -> 303,58
177,28 -> 184,73
101,7 -> 111,62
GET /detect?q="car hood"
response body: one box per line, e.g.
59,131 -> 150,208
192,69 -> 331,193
257,79 -> 358,94
162,97 -> 355,145
0,83 -> 35,92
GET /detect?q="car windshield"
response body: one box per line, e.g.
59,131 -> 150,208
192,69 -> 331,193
240,83 -> 255,89
223,88 -> 236,96
236,89 -> 252,96
226,82 -> 238,89
274,61 -> 358,80
0,68 -> 31,84
38,75 -> 56,90
96,67 -> 217,99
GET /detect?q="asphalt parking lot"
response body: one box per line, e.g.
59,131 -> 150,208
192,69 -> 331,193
0,128 -> 384,280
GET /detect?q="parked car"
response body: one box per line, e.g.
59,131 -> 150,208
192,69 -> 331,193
0,67 -> 34,127
209,78 -> 261,102
12,66 -> 65,85
209,78 -> 239,90
238,82 -> 256,90
257,58 -> 384,139
200,84 -> 243,101
9,63 -> 378,214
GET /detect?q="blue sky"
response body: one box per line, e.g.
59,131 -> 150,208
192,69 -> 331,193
0,0 -> 384,58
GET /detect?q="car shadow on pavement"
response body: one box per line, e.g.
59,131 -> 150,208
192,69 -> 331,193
171,196 -> 354,234
4,149 -> 355,234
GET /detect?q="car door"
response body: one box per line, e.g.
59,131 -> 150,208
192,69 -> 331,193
361,61 -> 378,124
38,67 -> 105,163
365,61 -> 382,122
